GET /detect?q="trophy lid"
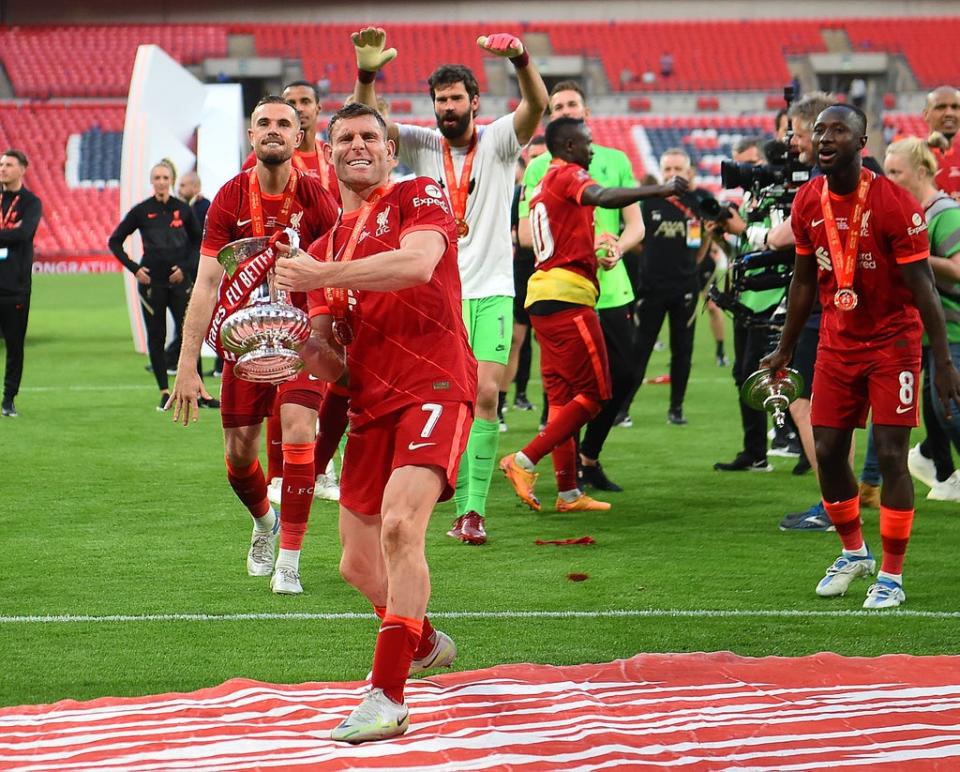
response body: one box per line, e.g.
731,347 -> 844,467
216,236 -> 273,277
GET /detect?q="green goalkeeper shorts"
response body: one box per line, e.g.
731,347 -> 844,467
461,295 -> 512,365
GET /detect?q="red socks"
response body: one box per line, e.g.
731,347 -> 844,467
225,458 -> 270,518
266,412 -> 283,481
543,403 -> 578,490
822,496 -> 863,552
371,614 -> 422,704
315,387 -> 350,478
879,505 -> 914,575
279,443 -> 315,551
521,395 -> 600,466
413,615 -> 437,659
374,605 -> 436,660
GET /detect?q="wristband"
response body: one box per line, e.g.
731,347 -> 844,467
510,51 -> 530,69
357,69 -> 376,84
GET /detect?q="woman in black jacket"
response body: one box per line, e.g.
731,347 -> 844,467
109,159 -> 215,409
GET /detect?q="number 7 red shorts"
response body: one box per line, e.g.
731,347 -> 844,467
810,348 -> 921,429
339,400 -> 474,516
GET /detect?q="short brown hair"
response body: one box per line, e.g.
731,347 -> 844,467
253,95 -> 299,123
550,80 -> 586,101
327,102 -> 388,141
1,149 -> 28,168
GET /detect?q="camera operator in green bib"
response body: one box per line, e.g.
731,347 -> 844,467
708,138 -> 790,472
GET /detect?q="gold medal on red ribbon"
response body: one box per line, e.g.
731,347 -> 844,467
442,132 -> 478,241
820,168 -> 872,312
324,184 -> 395,345
834,287 -> 859,311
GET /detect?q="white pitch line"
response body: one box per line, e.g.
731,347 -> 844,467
2,608 -> 960,624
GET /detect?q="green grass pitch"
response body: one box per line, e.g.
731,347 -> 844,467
1,274 -> 958,707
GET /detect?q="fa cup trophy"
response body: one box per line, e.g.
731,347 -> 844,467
217,228 -> 311,384
741,367 -> 804,428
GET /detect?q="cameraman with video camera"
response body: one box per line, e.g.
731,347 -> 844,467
710,138 -> 792,471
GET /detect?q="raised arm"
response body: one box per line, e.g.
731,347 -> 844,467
477,34 -> 548,145
350,27 -> 400,147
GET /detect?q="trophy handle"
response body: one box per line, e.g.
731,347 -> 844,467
272,228 -> 300,305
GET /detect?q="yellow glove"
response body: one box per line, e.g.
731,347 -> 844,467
352,27 -> 398,72
477,33 -> 524,58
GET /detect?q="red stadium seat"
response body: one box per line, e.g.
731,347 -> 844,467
628,97 -> 651,112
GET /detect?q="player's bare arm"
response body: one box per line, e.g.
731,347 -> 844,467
580,175 -> 688,210
760,252 -> 818,371
900,258 -> 960,416
275,230 -> 446,293
766,216 -> 795,250
477,34 -> 548,145
928,253 -> 960,283
617,203 -> 645,253
350,27 -> 401,147
168,255 -> 224,425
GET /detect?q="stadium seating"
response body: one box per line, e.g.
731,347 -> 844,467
0,26 -> 227,98
0,103 -> 124,256
0,19 -> 957,100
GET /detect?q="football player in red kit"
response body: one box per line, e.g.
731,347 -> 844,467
168,97 -> 339,595
498,116 -> 685,512
275,103 -> 476,743
762,103 -> 960,609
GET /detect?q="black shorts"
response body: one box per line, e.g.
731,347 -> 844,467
791,324 -> 819,399
513,250 -> 537,325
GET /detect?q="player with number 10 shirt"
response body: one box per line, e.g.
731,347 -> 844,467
499,117 -> 686,513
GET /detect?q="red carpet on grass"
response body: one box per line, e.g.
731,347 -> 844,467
2,652 -> 960,770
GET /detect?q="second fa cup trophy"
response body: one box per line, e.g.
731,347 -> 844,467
741,367 -> 805,428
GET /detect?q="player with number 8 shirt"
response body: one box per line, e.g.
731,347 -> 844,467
761,104 -> 960,609
499,117 -> 686,512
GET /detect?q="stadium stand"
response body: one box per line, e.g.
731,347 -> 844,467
0,103 -> 124,256
1,18 -> 956,99
0,26 -> 227,98
0,18 -> 951,258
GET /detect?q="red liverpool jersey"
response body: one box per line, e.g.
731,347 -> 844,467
791,171 -> 930,356
528,159 -> 600,288
201,169 -> 339,355
306,177 -> 477,427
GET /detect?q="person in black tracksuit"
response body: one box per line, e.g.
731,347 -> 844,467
109,160 -> 201,408
625,151 -> 711,425
0,149 -> 42,418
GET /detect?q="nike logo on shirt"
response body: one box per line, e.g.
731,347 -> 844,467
895,405 -> 913,414
408,441 -> 436,451
237,218 -> 252,227
811,218 -> 825,227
